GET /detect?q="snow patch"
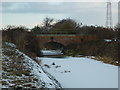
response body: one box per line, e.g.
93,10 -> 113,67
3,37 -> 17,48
5,42 -> 16,48
41,50 -> 63,55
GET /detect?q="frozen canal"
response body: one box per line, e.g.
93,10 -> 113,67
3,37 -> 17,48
39,56 -> 118,88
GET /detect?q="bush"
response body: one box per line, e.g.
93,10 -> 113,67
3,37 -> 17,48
2,26 -> 42,58
65,40 -> 120,65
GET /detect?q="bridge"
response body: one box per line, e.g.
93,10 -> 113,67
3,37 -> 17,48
36,34 -> 97,49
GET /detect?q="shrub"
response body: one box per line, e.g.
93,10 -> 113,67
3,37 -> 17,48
65,40 -> 120,65
2,26 -> 42,58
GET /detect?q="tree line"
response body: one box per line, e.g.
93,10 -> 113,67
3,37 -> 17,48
31,17 -> 120,40
2,17 -> 120,65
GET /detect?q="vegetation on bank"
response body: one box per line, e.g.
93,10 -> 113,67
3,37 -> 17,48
2,26 -> 42,59
2,42 -> 61,88
2,42 -> 40,88
64,40 -> 120,66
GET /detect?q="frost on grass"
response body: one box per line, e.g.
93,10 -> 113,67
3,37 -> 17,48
2,42 -> 61,88
4,42 -> 16,48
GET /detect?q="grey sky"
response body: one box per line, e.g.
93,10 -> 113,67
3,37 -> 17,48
1,2 -> 118,29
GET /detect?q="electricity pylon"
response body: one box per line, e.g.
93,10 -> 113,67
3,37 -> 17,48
106,2 -> 113,28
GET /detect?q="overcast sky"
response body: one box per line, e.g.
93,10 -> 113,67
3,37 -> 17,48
0,1 -> 118,29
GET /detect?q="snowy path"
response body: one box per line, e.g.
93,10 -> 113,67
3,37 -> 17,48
40,57 -> 118,88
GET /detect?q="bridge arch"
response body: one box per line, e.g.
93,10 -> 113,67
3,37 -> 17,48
44,41 -> 65,50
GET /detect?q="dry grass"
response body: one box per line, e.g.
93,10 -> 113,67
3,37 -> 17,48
94,56 -> 119,66
2,42 -> 41,88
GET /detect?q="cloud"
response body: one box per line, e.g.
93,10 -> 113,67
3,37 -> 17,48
1,2 -> 111,14
1,2 -> 118,28
2,2 -> 117,15
2,2 -> 33,13
1,0 -> 119,2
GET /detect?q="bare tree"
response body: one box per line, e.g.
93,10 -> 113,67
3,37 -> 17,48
43,17 -> 54,33
114,23 -> 120,39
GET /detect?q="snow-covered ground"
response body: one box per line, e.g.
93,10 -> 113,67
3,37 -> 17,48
2,42 -> 118,88
15,49 -> 61,88
40,57 -> 118,88
2,42 -> 61,88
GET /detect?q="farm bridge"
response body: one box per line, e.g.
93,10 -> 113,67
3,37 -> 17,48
36,34 -> 97,49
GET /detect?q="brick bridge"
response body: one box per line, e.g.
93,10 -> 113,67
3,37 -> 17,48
36,34 -> 97,49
